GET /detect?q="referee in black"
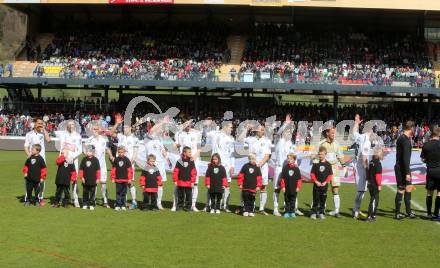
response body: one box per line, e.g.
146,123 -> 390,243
420,125 -> 440,221
394,121 -> 416,220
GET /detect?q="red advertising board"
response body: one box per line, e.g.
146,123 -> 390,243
109,0 -> 174,4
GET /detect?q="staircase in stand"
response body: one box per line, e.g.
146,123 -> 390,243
219,35 -> 247,82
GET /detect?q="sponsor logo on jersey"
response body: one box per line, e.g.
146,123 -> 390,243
213,167 -> 219,174
64,162 -> 69,167
183,162 -> 189,168
118,161 -> 124,167
319,166 -> 325,172
31,159 -> 36,165
249,168 -> 254,174
289,170 -> 294,176
86,161 -> 91,167
148,168 -> 155,174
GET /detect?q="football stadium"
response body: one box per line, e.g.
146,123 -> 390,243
1,0 -> 440,267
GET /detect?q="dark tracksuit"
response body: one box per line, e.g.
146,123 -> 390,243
80,156 -> 101,207
140,165 -> 163,210
421,139 -> 440,217
280,163 -> 303,213
111,156 -> 133,208
205,164 -> 228,211
22,155 -> 47,204
394,134 -> 412,215
54,155 -> 77,205
310,160 -> 333,215
173,157 -> 197,210
367,158 -> 382,218
237,163 -> 262,213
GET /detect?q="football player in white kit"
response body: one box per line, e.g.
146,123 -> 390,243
145,133 -> 170,210
112,122 -> 139,209
243,125 -> 272,215
56,120 -> 82,208
352,114 -> 372,219
273,125 -> 297,216
85,123 -> 112,208
174,120 -> 202,212
207,121 -> 235,212
24,118 -> 51,206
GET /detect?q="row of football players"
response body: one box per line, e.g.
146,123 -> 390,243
22,115 -> 382,220
23,140 -> 383,221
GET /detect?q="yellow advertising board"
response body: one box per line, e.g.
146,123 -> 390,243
1,0 -> 440,11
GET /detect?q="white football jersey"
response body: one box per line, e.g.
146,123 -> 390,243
175,129 -> 201,154
145,138 -> 167,163
57,130 -> 82,160
117,133 -> 139,160
354,132 -> 372,162
24,130 -> 46,160
244,136 -> 272,163
206,130 -> 220,154
85,135 -> 107,160
213,131 -> 235,166
274,138 -> 296,166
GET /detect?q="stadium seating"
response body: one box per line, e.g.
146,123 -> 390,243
240,23 -> 435,87
21,23 -> 436,87
42,65 -> 63,77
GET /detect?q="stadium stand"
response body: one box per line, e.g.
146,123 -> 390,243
23,23 -> 436,87
240,23 -> 435,87
32,25 -> 229,80
0,95 -> 436,149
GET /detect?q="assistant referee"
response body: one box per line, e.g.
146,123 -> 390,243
394,121 -> 416,220
420,125 -> 440,221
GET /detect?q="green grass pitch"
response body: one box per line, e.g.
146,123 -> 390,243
0,151 -> 439,268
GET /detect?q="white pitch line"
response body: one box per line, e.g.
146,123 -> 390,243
384,184 -> 440,225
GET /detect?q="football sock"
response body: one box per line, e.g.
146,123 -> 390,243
223,187 -> 230,209
273,191 -> 279,210
434,196 -> 440,217
333,194 -> 340,213
259,191 -> 267,211
157,186 -> 163,207
426,195 -> 433,215
192,185 -> 198,207
395,192 -> 403,214
130,185 -> 136,203
404,191 -> 412,214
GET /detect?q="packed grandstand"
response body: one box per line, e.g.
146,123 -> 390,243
27,23 -> 436,87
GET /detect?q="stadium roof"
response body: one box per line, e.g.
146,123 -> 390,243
2,0 -> 440,11
1,77 -> 439,98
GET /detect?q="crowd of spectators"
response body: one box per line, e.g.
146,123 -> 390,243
240,23 -> 435,87
0,63 -> 14,78
33,26 -> 229,81
27,23 -> 437,87
0,110 -> 113,138
1,95 -> 113,116
1,95 -> 436,148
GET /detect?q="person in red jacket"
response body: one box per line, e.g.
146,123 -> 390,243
205,153 -> 228,214
111,146 -> 133,211
140,154 -> 163,211
79,145 -> 101,210
23,144 -> 47,206
173,146 -> 197,211
237,154 -> 262,217
53,150 -> 77,208
367,150 -> 384,222
280,154 -> 302,219
310,147 -> 333,220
